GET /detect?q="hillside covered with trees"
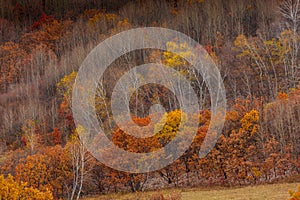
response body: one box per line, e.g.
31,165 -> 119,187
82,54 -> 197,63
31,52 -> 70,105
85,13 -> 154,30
0,0 -> 299,199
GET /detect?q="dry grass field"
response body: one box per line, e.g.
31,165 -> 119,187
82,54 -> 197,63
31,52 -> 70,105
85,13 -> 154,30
82,182 -> 300,200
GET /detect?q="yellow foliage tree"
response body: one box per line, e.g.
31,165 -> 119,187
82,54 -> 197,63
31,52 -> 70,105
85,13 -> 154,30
163,41 -> 193,69
234,30 -> 300,97
240,109 -> 260,136
0,174 -> 53,200
56,71 -> 77,103
155,109 -> 187,146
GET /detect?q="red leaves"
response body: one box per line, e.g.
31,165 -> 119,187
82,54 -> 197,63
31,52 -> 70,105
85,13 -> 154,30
31,12 -> 54,30
51,128 -> 61,145
21,136 -> 27,146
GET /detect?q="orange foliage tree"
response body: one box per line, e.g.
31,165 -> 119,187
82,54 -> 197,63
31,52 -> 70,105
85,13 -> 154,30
14,145 -> 73,198
289,186 -> 300,200
0,42 -> 29,92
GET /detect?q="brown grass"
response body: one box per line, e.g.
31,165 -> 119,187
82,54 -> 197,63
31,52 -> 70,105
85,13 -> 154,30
81,182 -> 300,200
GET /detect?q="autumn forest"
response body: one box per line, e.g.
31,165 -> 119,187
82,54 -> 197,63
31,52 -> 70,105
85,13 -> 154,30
0,0 -> 300,199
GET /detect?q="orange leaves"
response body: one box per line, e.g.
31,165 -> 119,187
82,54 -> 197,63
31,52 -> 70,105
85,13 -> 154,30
225,110 -> 239,123
13,145 -> 73,198
15,154 -> 52,192
132,116 -> 151,126
289,186 -> 300,200
21,19 -> 73,53
0,42 -> 29,91
277,92 -> 289,100
117,18 -> 132,30
0,16 -> 73,91
112,122 -> 162,153
201,102 -> 263,184
192,111 -> 210,149
51,128 -> 61,145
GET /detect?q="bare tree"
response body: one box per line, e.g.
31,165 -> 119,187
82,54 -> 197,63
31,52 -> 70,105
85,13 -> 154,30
68,134 -> 85,200
280,0 -> 300,88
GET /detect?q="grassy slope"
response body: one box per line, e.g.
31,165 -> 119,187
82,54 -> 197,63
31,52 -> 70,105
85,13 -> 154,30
82,182 -> 300,200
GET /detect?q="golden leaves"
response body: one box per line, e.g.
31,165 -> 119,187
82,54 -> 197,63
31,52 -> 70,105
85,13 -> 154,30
0,174 -> 53,200
56,70 -> 77,101
88,12 -> 118,26
163,41 -> 193,68
240,109 -> 260,136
